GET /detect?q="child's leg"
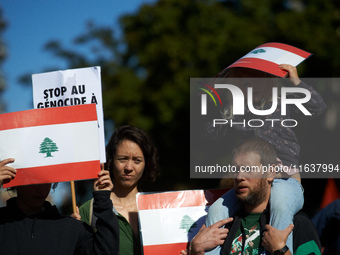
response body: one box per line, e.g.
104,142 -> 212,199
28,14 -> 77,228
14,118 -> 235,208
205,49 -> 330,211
270,178 -> 304,253
205,188 -> 242,255
206,188 -> 241,226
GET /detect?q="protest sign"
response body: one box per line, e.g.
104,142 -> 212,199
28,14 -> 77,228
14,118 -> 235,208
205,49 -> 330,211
32,66 -> 106,162
137,189 -> 228,254
224,42 -> 311,77
0,104 -> 101,188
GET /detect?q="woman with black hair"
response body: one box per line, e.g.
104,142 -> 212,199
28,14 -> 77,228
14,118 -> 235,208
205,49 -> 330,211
78,125 -> 161,255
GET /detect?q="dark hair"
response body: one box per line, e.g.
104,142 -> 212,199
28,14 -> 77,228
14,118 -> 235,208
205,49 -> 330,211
232,138 -> 277,167
105,125 -> 160,184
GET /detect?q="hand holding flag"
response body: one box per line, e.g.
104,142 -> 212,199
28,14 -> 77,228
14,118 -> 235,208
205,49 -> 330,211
71,206 -> 82,221
0,158 -> 17,184
94,163 -> 113,191
279,64 -> 301,86
71,165 -> 113,218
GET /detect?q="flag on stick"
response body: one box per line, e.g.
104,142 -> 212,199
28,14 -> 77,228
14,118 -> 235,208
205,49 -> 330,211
0,104 -> 101,188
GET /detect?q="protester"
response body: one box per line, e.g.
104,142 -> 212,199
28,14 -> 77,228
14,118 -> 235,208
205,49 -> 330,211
184,138 -> 321,255
205,61 -> 326,253
0,158 -> 119,255
78,125 -> 161,255
311,199 -> 340,255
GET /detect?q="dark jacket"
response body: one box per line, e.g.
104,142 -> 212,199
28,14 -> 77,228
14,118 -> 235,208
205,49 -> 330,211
221,209 -> 321,255
311,199 -> 340,255
0,191 -> 119,255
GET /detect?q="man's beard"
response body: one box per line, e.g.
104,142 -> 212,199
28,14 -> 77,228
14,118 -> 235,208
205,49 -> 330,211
236,178 -> 268,206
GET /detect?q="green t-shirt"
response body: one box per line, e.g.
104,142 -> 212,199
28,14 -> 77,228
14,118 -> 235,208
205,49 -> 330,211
79,199 -> 141,255
230,213 -> 264,255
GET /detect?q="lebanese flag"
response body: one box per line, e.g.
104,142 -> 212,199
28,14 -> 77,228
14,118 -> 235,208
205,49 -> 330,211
225,42 -> 312,77
137,189 -> 228,254
0,104 -> 101,188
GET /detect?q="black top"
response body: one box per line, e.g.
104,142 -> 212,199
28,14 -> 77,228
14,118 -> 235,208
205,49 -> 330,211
0,191 -> 119,255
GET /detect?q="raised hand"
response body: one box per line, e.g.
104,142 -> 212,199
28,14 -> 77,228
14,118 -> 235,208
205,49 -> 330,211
94,163 -> 113,191
279,64 -> 301,86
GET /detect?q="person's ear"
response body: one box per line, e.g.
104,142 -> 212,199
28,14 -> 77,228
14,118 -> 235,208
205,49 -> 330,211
267,164 -> 276,181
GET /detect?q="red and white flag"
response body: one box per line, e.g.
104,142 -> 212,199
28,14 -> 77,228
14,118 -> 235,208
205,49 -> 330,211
226,42 -> 312,77
137,189 -> 228,254
0,104 -> 101,188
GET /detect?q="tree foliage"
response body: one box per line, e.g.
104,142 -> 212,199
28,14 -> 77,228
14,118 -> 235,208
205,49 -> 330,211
32,0 -> 340,202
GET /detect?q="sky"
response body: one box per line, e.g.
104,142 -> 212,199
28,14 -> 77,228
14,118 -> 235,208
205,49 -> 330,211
1,0 -> 155,114
0,0 -> 155,207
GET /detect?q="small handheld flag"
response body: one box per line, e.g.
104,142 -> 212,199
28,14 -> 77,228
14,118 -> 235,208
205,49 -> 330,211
224,42 -> 312,77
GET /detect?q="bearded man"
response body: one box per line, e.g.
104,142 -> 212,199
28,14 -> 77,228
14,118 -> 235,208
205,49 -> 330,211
188,138 -> 321,255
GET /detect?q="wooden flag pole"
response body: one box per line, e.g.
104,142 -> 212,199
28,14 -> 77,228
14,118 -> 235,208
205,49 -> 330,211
70,181 -> 77,214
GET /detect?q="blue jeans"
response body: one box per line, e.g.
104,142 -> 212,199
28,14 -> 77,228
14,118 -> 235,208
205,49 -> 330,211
205,178 -> 304,254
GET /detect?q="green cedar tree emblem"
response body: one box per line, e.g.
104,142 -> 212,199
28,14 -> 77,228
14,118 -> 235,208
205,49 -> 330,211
179,215 -> 198,233
251,49 -> 266,54
39,137 -> 59,157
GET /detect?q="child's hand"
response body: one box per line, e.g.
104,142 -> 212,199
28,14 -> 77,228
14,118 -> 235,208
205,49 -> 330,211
94,163 -> 113,191
279,64 -> 301,86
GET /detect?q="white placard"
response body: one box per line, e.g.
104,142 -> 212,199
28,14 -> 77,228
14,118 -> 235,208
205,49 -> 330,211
32,66 -> 106,162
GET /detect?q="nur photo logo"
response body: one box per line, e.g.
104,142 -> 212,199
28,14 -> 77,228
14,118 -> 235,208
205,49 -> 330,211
197,82 -> 223,115
197,78 -> 312,128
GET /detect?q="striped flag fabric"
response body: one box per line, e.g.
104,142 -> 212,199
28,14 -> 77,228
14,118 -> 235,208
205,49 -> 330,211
226,42 -> 311,77
0,104 -> 101,188
137,189 -> 228,254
